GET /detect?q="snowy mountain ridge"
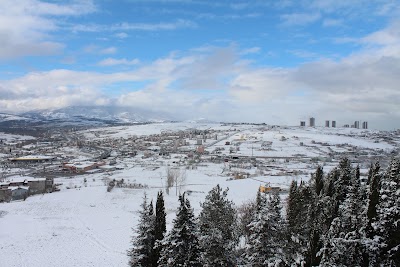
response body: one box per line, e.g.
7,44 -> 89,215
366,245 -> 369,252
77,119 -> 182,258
0,106 -> 175,126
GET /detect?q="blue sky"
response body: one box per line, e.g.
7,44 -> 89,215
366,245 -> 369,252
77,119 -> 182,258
1,0 -> 400,129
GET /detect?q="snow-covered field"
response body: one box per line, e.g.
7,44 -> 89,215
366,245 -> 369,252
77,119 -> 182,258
0,123 -> 398,267
0,167 -> 267,267
0,132 -> 35,142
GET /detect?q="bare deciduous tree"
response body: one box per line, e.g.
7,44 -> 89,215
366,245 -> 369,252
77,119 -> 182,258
166,167 -> 179,195
166,167 -> 187,195
176,168 -> 186,196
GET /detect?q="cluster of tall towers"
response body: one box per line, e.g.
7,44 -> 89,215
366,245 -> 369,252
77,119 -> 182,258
344,121 -> 368,129
300,118 -> 368,129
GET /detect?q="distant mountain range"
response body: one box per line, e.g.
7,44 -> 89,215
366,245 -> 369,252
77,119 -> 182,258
0,106 -> 174,127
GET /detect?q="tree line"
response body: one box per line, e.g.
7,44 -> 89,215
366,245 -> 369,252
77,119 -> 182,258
128,157 -> 399,266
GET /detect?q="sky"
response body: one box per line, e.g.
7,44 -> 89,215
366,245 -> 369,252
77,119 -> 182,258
0,0 -> 400,130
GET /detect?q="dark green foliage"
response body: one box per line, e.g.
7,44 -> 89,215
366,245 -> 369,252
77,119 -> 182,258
128,158 -> 399,267
319,158 -> 366,267
313,165 -> 324,196
245,191 -> 285,266
158,193 -> 201,267
286,180 -> 299,231
128,194 -> 155,267
153,190 -> 167,266
322,167 -> 337,198
335,158 -> 352,203
285,179 -> 320,266
355,164 -> 360,181
199,185 -> 238,267
373,159 -> 400,265
367,164 -> 381,229
237,200 -> 257,243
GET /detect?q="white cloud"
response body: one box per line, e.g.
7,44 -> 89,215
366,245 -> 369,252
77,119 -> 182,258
100,47 -> 117,55
98,58 -> 140,66
322,18 -> 343,27
115,32 -> 128,39
281,12 -> 321,26
288,50 -> 318,59
83,45 -> 118,55
229,68 -> 297,103
362,21 -> 400,46
240,47 -> 261,55
71,19 -> 197,32
1,35 -> 400,129
308,0 -> 361,13
0,0 -> 96,60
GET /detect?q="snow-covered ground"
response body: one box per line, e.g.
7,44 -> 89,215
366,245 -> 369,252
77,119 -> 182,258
0,132 -> 35,142
0,123 -> 398,266
0,166 -> 266,267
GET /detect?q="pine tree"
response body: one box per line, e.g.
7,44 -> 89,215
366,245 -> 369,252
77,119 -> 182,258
285,180 -> 302,265
286,180 -> 299,231
285,180 -> 320,266
313,165 -> 324,196
373,159 -> 400,266
158,193 -> 201,267
255,189 -> 266,212
320,202 -> 365,266
320,168 -> 339,233
128,194 -> 156,267
320,160 -> 366,266
245,191 -> 285,266
153,190 -> 167,266
199,185 -> 239,267
367,162 -> 381,228
319,217 -> 346,266
335,158 -> 352,204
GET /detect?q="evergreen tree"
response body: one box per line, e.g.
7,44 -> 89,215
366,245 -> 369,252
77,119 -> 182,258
320,200 -> 365,266
245,191 -> 285,266
199,185 -> 239,267
335,158 -> 352,204
313,165 -> 324,196
286,180 -> 299,231
347,164 -> 362,228
255,189 -> 266,212
285,180 -> 304,265
285,180 -> 317,266
367,161 -> 380,186
237,195 -> 260,244
366,162 -> 381,245
355,164 -> 360,182
153,190 -> 167,266
128,194 -> 156,267
320,159 -> 366,266
158,193 -> 201,267
319,218 -> 348,266
373,159 -> 400,266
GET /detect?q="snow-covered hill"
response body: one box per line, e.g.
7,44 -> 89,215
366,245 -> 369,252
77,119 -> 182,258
1,123 -> 398,267
0,113 -> 30,122
20,106 -> 173,125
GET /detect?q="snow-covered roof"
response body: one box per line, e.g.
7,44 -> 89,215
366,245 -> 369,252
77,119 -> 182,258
1,177 -> 46,185
8,186 -> 29,191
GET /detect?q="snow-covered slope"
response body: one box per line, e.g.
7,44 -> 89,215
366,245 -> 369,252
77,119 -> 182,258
0,123 -> 398,267
0,113 -> 30,122
20,106 -> 173,125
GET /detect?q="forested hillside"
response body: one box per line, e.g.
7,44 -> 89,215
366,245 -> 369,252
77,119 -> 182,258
129,158 -> 400,266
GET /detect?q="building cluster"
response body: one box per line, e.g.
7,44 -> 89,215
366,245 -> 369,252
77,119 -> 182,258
343,121 -> 368,129
0,177 -> 54,202
62,161 -> 106,173
300,117 -> 368,129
